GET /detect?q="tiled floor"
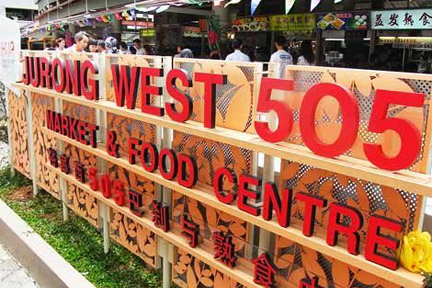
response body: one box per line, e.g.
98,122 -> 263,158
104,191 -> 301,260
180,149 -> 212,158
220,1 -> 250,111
0,242 -> 39,288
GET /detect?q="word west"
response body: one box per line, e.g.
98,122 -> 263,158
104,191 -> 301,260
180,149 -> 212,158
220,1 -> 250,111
23,56 -> 99,100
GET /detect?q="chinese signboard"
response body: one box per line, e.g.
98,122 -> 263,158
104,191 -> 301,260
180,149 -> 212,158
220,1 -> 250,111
9,51 -> 432,288
270,13 -> 315,31
122,20 -> 154,28
316,12 -> 368,30
141,29 -> 155,37
232,16 -> 270,32
371,9 -> 432,29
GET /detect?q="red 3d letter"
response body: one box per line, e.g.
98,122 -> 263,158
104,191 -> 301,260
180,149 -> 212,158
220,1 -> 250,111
165,69 -> 193,123
296,192 -> 327,237
194,72 -> 227,128
300,83 -> 359,158
327,203 -> 363,255
141,67 -> 164,116
213,167 -> 237,204
254,78 -> 294,143
365,215 -> 404,270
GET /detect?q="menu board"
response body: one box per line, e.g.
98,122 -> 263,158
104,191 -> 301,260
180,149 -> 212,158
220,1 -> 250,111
232,16 -> 270,32
316,12 -> 368,30
141,29 -> 155,37
270,13 -> 315,31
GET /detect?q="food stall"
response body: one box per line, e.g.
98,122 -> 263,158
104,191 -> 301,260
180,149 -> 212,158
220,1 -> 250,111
231,16 -> 271,61
316,11 -> 370,68
269,13 -> 316,63
371,9 -> 432,72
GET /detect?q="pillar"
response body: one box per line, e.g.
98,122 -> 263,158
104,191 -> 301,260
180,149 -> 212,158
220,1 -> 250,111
372,0 -> 384,9
69,24 -> 77,35
111,18 -> 122,43
212,1 -> 230,42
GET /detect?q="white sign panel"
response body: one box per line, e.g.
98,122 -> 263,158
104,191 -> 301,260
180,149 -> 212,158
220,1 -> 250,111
372,9 -> 432,30
0,15 -> 21,94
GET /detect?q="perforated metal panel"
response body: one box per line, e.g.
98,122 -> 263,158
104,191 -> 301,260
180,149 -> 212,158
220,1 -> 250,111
285,67 -> 432,173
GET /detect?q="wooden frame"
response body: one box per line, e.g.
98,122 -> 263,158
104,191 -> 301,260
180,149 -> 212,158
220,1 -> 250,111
11,52 -> 432,288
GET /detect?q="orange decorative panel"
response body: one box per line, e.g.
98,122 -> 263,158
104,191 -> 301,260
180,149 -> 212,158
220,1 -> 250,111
31,93 -> 59,198
9,90 -> 30,176
110,208 -> 157,267
173,248 -> 243,288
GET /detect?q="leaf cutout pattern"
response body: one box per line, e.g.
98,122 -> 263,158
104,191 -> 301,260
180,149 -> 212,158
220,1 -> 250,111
31,93 -> 59,198
175,59 -> 257,132
9,90 -> 30,176
66,183 -> 98,227
173,249 -> 243,288
110,209 -> 157,267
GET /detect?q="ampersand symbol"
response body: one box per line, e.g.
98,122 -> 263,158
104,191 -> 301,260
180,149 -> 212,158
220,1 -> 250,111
106,130 -> 120,158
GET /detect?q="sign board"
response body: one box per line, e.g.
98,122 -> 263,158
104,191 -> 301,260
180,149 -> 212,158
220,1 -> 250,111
122,20 -> 154,28
270,13 -> 315,31
316,12 -> 368,30
372,9 -> 432,29
199,19 -> 207,32
0,15 -> 20,94
9,51 -> 432,288
232,16 -> 270,32
141,29 -> 155,37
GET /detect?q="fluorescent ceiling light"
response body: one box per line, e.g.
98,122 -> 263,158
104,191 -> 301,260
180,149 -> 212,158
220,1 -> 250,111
156,5 -> 170,13
325,38 -> 344,41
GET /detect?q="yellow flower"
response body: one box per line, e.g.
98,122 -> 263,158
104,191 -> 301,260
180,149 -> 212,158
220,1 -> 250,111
399,231 -> 432,273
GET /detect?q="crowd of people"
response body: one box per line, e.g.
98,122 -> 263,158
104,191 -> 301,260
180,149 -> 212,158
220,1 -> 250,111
45,31 -> 315,71
45,31 -> 152,55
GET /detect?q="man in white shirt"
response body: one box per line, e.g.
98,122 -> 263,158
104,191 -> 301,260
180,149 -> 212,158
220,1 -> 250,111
177,45 -> 194,58
133,39 -> 146,55
225,39 -> 250,62
66,31 -> 89,52
269,36 -> 293,78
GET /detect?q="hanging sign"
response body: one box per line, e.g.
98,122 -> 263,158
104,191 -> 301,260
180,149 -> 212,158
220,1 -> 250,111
122,20 -> 154,28
270,14 -> 315,31
316,12 -> 368,30
371,9 -> 432,30
232,16 -> 270,32
0,15 -> 21,95
141,29 -> 156,37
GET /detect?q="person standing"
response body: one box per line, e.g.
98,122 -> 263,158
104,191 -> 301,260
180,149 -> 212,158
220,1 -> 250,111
119,42 -> 131,54
87,39 -> 98,53
269,36 -> 293,78
225,39 -> 250,62
97,40 -> 106,53
105,37 -> 119,54
297,40 -> 315,66
54,37 -> 65,51
133,39 -> 146,55
177,45 -> 194,58
66,32 -> 89,52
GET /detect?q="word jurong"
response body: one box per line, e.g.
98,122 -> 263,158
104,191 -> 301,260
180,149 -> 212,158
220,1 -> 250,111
23,56 -> 98,100
23,56 -> 426,172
